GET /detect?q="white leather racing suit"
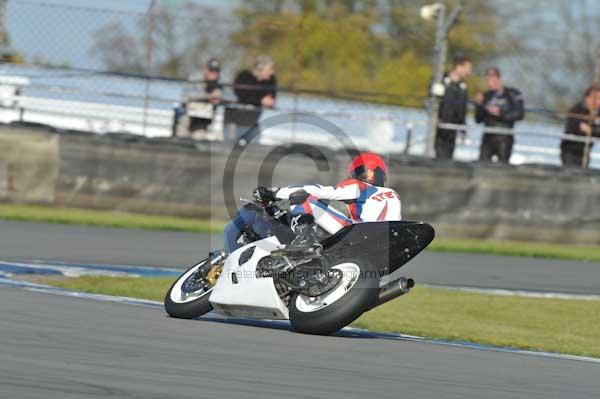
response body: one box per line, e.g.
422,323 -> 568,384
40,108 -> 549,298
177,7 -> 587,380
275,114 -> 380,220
276,178 -> 401,235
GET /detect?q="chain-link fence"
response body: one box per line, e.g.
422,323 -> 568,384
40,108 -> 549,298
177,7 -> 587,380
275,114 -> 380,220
0,0 -> 599,167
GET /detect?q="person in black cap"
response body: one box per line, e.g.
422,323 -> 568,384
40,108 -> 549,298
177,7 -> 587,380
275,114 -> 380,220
172,57 -> 223,136
203,57 -> 223,104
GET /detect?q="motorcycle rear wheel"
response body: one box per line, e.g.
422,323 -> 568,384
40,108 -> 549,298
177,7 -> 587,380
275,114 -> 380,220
289,259 -> 379,335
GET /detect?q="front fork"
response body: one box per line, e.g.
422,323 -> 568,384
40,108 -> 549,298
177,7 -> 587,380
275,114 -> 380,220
200,250 -> 227,287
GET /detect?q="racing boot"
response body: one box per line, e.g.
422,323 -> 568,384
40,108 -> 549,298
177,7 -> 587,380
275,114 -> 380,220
278,214 -> 322,258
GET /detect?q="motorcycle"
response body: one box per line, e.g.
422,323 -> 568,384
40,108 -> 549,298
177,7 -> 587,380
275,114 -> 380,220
164,190 -> 435,335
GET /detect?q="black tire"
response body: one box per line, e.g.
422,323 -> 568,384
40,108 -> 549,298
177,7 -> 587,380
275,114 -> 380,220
289,259 -> 379,335
164,259 -> 214,319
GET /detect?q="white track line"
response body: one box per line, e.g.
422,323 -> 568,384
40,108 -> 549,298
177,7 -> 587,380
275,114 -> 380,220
12,280 -> 600,365
424,284 -> 600,301
2,261 -> 600,364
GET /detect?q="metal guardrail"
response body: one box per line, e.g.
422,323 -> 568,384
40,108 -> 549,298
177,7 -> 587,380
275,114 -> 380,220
0,76 -> 175,136
437,122 -> 600,145
17,96 -> 172,125
0,73 -> 597,166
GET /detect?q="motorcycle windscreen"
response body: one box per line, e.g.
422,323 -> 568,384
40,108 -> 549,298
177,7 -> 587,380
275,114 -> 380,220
322,221 -> 435,275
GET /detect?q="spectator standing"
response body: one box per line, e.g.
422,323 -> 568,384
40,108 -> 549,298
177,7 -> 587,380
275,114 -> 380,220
172,57 -> 223,135
433,56 -> 472,159
561,86 -> 600,168
202,57 -> 224,104
474,67 -> 525,163
225,55 -> 277,139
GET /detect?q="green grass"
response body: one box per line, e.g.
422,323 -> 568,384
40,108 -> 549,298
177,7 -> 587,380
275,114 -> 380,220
44,275 -> 175,302
355,286 -> 600,358
428,238 -> 600,263
1,203 -> 599,262
0,203 -> 223,233
39,275 -> 600,358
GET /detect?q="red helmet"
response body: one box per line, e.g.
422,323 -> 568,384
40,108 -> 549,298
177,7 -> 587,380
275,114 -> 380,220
347,152 -> 388,186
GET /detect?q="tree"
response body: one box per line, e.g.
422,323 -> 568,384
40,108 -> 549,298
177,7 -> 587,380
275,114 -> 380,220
89,2 -> 233,78
505,0 -> 600,111
90,21 -> 145,74
0,0 -> 24,64
232,0 -> 504,106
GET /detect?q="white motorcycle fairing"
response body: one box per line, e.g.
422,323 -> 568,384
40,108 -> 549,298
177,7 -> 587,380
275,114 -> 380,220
208,236 -> 290,320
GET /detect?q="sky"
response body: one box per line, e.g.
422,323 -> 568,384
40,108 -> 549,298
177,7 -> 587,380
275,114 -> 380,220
3,0 -> 598,110
5,0 -> 239,69
5,0 -> 596,70
13,0 -> 239,12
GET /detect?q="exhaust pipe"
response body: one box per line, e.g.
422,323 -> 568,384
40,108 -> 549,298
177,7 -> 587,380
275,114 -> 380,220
376,277 -> 415,306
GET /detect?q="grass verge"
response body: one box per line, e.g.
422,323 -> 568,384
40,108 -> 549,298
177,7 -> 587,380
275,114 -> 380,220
39,275 -> 600,358
428,239 -> 600,263
355,286 -> 600,358
0,203 -> 223,233
1,203 -> 599,262
40,275 -> 175,302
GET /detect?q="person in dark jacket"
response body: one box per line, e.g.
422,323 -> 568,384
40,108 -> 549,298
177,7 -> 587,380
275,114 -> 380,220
172,57 -> 223,135
474,67 -> 525,163
434,56 -> 472,159
202,57 -> 224,104
561,86 -> 600,168
225,55 -> 277,137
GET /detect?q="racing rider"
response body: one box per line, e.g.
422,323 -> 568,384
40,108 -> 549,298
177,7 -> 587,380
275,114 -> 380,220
255,152 -> 401,256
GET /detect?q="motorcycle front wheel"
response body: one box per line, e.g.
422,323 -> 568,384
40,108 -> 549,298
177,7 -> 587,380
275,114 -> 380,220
289,259 -> 379,335
164,257 -> 221,319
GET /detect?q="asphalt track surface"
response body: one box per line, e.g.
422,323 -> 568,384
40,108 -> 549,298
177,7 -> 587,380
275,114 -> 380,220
2,221 -> 600,398
1,220 -> 599,294
1,286 -> 599,399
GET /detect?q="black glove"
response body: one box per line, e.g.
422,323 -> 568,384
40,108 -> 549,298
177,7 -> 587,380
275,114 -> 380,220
288,189 -> 309,205
253,186 -> 276,204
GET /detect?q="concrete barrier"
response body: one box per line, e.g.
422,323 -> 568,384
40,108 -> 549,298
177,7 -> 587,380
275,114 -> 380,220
389,158 -> 600,245
1,124 -> 599,245
0,127 -> 59,203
